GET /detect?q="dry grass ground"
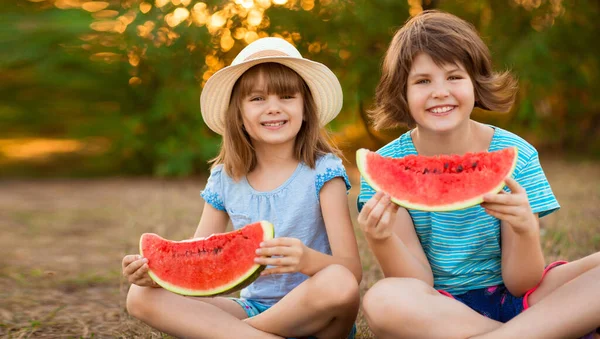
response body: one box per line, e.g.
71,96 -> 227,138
1,156 -> 598,338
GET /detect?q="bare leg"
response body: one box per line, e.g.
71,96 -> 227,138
126,284 -> 282,339
245,264 -> 360,339
362,278 -> 502,339
477,265 -> 600,339
472,264 -> 600,339
528,252 -> 600,305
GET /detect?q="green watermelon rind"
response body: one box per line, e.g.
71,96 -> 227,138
356,147 -> 519,212
140,220 -> 275,296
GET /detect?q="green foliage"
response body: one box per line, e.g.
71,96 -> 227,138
1,0 -> 598,177
441,0 -> 600,152
1,1 -> 118,138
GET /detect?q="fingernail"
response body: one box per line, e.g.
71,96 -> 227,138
142,258 -> 148,263
255,249 -> 261,254
259,242 -> 265,247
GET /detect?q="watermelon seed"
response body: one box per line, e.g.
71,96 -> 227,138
472,161 -> 478,169
433,169 -> 438,174
213,247 -> 222,254
423,168 -> 429,174
444,163 -> 449,169
456,165 -> 463,173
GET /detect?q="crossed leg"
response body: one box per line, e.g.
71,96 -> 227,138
362,278 -> 502,339
473,252 -> 600,339
127,264 -> 359,339
127,283 -> 277,338
245,264 -> 360,339
362,252 -> 600,339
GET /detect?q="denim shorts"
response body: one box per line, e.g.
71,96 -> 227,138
438,261 -> 567,322
230,298 -> 357,339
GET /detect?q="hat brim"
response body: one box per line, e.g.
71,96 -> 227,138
200,56 -> 343,135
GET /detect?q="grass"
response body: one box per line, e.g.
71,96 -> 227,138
0,155 -> 598,338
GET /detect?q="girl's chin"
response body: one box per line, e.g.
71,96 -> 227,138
251,136 -> 296,146
420,121 -> 464,133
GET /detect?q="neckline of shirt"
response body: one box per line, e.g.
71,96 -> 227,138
241,162 -> 305,195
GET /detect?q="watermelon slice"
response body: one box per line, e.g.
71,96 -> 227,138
139,220 -> 274,296
356,147 -> 518,211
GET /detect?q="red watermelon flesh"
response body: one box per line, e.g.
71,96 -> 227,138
356,147 -> 518,211
139,220 -> 274,296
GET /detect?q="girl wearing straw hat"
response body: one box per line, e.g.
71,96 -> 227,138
122,37 -> 360,339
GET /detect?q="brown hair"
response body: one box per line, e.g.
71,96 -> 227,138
369,10 -> 518,129
211,62 -> 340,180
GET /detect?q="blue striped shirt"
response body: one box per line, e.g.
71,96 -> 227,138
357,126 -> 560,294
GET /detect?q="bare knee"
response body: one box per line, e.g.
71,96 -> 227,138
310,264 -> 359,311
362,278 -> 433,333
126,284 -> 158,320
572,251 -> 600,272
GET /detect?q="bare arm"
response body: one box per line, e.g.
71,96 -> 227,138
483,177 -> 545,296
358,193 -> 433,285
303,177 -> 362,282
193,202 -> 229,238
500,214 -> 545,296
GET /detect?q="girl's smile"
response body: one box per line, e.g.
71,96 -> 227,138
260,119 -> 288,129
427,105 -> 457,116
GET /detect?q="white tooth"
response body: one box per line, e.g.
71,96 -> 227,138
432,106 -> 452,113
263,122 -> 284,126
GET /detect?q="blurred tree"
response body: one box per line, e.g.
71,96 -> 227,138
1,0 -> 598,177
440,0 -> 600,155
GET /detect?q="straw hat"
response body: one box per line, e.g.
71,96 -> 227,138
200,37 -> 343,135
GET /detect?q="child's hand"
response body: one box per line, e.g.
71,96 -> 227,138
357,192 -> 400,242
122,254 -> 159,287
482,177 -> 537,234
254,238 -> 308,275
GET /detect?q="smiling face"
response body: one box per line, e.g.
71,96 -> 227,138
218,62 -> 331,179
406,53 -> 476,133
240,76 -> 304,148
230,63 -> 310,152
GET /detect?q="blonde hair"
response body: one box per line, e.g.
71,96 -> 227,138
210,62 -> 340,180
370,10 -> 518,129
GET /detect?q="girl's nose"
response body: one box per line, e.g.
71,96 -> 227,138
266,96 -> 282,114
431,85 -> 450,99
